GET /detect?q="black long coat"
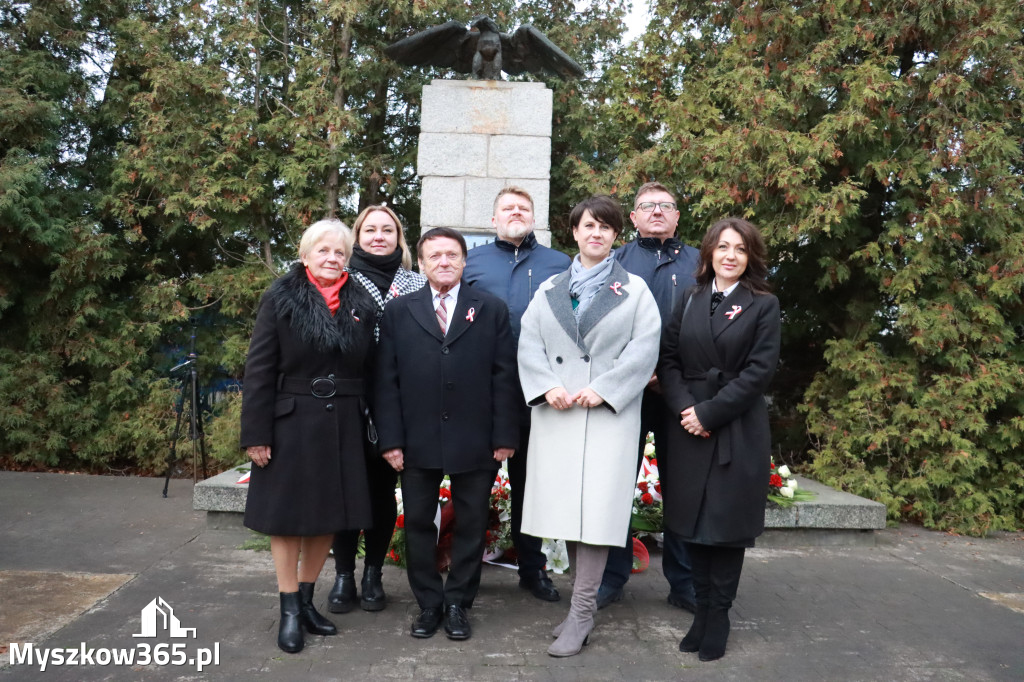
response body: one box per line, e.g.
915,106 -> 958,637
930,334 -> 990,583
374,283 -> 520,473
240,265 -> 377,536
657,284 -> 781,545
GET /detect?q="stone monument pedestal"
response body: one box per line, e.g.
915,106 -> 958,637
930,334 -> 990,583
417,79 -> 553,247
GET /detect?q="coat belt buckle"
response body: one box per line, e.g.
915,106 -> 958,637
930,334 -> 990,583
310,376 -> 337,398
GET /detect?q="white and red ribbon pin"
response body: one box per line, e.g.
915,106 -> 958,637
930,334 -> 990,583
465,307 -> 476,322
609,281 -> 623,296
389,283 -> 400,298
725,305 -> 742,320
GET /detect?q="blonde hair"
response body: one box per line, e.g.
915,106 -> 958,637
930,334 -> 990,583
349,205 -> 413,270
299,218 -> 351,261
492,186 -> 535,214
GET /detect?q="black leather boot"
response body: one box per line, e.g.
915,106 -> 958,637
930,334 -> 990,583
327,572 -> 357,613
298,582 -> 338,636
360,564 -> 386,611
698,547 -> 745,662
679,543 -> 711,653
278,591 -> 304,653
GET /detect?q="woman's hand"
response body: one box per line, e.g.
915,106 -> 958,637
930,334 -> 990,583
680,407 -> 709,438
382,448 -> 404,472
247,445 -> 271,468
545,387 -> 575,410
574,388 -> 604,408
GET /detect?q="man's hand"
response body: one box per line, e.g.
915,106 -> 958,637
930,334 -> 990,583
544,387 -> 574,410
493,447 -> 514,462
574,388 -> 604,408
382,447 -> 405,472
247,445 -> 271,468
680,407 -> 709,438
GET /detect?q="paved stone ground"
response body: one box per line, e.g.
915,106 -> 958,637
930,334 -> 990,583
1,471 -> 1022,681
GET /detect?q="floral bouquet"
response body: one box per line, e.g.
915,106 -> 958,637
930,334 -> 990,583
386,477 -> 454,569
631,438 -> 663,534
484,468 -> 514,560
767,458 -> 815,507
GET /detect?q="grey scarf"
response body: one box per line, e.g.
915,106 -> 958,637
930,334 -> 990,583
568,254 -> 615,319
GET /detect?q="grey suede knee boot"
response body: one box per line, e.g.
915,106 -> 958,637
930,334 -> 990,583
547,543 -> 608,657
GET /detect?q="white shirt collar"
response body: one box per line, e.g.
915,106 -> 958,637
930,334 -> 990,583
712,280 -> 740,297
430,282 -> 460,309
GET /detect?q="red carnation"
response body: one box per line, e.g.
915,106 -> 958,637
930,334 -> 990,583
395,514 -> 405,529
769,474 -> 784,489
641,492 -> 654,505
439,488 -> 451,500
638,481 -> 649,493
654,482 -> 661,494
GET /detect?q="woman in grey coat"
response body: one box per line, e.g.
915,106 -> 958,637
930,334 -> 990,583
518,195 -> 661,657
658,217 -> 780,662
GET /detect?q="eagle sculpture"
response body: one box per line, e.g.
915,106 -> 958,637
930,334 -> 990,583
384,16 -> 585,81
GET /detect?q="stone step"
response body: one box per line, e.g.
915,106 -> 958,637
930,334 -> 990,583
194,467 -> 887,544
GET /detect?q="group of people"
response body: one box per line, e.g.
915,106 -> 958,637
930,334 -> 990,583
239,183 -> 781,662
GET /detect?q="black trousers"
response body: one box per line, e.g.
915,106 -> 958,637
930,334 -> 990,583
333,453 -> 398,571
401,466 -> 495,610
509,405 -> 546,575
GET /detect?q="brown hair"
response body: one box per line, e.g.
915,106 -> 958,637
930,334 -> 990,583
633,181 -> 676,208
417,227 -> 468,259
349,205 -> 413,270
695,218 -> 771,294
569,195 -> 623,236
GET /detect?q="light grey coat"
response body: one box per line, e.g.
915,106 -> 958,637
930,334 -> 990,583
518,261 -> 661,545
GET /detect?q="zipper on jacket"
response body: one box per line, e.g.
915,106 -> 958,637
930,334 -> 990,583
528,268 -> 533,295
514,246 -> 520,263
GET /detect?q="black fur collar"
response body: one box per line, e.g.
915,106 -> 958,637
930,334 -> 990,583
269,263 -> 368,354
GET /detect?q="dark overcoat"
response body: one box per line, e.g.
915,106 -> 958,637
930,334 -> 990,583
374,283 -> 520,473
240,264 -> 377,536
657,284 -> 781,544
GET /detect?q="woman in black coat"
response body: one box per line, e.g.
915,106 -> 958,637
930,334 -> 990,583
241,218 -> 377,654
657,217 -> 780,662
327,205 -> 425,615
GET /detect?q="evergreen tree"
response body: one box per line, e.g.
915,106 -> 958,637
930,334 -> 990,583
591,0 -> 1024,533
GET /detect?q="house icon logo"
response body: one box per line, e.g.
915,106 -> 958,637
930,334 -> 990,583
133,597 -> 197,639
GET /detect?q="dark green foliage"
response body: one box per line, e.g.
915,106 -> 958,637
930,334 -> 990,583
583,0 -> 1024,534
2,0 -> 1021,533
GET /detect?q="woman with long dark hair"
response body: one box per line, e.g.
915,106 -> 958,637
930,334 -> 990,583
657,217 -> 780,661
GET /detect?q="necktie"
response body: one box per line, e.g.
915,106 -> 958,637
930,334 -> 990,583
436,294 -> 448,335
710,291 -> 725,316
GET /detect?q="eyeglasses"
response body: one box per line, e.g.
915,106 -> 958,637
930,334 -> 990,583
636,201 -> 678,213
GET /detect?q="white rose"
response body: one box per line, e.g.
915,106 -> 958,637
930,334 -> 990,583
644,442 -> 656,456
778,465 -> 791,478
786,479 -> 798,490
780,486 -> 795,498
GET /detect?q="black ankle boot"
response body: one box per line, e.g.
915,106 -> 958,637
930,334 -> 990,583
327,572 -> 357,614
298,582 -> 338,636
278,591 -> 304,653
360,564 -> 386,612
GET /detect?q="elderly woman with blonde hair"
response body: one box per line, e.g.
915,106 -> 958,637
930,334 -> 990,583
241,218 -> 377,654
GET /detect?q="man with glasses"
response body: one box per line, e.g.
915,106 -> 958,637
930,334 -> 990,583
598,182 -> 701,612
463,187 -> 571,603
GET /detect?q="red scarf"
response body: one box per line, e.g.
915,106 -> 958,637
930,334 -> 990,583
305,267 -> 348,315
